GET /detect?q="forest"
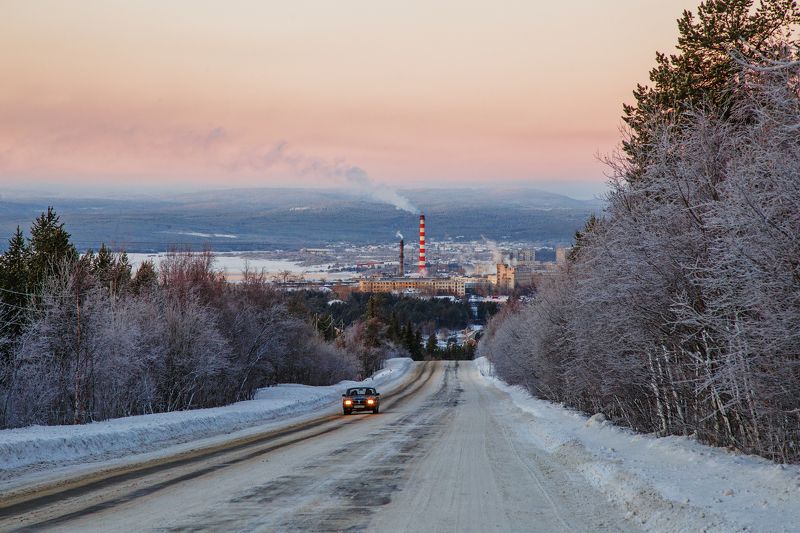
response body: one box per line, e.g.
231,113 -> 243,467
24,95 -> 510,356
295,291 -> 473,334
0,209 -> 415,428
478,0 -> 800,463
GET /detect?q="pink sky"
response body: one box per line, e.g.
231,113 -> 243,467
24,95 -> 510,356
0,1 -> 696,195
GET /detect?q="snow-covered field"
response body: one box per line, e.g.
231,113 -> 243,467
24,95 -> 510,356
475,356 -> 800,533
0,358 -> 413,477
126,253 -> 355,281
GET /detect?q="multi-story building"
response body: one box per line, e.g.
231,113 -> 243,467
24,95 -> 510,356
516,248 -> 535,264
358,276 -> 466,296
496,263 -> 534,291
556,247 -> 568,266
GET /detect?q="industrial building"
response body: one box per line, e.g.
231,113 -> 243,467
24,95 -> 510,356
357,213 -> 467,297
358,277 -> 466,296
356,215 -> 567,297
493,247 -> 569,292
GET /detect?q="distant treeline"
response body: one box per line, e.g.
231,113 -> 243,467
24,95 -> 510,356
0,191 -> 594,253
294,291 -> 498,361
294,291 -> 496,334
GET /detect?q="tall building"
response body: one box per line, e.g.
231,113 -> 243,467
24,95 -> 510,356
516,248 -> 535,264
556,247 -> 568,266
496,263 -> 532,292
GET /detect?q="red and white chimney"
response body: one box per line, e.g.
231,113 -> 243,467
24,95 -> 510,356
419,214 -> 426,274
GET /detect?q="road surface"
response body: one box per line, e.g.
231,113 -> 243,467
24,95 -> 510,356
0,361 -> 639,532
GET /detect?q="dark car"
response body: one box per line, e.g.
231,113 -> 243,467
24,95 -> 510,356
342,387 -> 380,415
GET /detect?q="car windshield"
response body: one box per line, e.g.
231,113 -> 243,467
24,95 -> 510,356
347,388 -> 375,396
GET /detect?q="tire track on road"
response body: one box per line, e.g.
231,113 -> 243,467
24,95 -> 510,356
159,362 -> 460,532
0,362 -> 437,531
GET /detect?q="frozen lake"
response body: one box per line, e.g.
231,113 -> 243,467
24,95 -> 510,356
127,253 -> 356,282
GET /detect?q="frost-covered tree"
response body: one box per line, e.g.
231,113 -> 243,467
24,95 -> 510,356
481,46 -> 800,461
622,0 -> 800,172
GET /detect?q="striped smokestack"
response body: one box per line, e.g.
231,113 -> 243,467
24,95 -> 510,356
419,214 -> 426,274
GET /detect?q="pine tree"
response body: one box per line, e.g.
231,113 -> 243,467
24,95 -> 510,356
363,317 -> 383,349
129,260 -> 158,294
622,0 -> 800,174
425,333 -> 438,359
92,244 -> 131,296
0,227 -> 31,339
365,293 -> 383,321
93,244 -> 114,281
109,251 -> 132,295
27,207 -> 77,290
568,214 -> 600,263
403,320 -> 415,354
387,311 -> 401,343
413,329 -> 423,360
0,227 -> 30,304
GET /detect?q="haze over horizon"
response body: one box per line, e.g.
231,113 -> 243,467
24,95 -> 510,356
2,1 -> 695,198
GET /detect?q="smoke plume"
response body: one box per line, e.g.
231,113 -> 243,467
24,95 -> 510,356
258,142 -> 418,213
482,235 -> 504,264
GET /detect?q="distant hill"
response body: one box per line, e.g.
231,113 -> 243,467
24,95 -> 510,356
0,187 -> 603,252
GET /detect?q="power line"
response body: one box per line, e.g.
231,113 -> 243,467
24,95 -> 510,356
0,286 -> 36,298
0,300 -> 36,313
0,286 -> 74,301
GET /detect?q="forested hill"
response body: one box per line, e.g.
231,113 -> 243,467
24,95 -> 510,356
0,187 -> 601,252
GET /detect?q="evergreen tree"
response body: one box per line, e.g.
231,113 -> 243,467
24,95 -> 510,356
363,316 -> 383,349
425,333 -> 438,359
0,227 -> 31,339
129,260 -> 158,294
0,227 -> 30,305
403,320 -> 415,354
413,329 -> 423,360
387,311 -> 401,343
92,244 -> 114,280
622,0 -> 800,174
92,244 -> 131,296
359,294 -> 385,349
574,1 -> 800,259
110,251 -> 132,295
568,214 -> 600,263
27,207 -> 77,290
365,293 -> 383,321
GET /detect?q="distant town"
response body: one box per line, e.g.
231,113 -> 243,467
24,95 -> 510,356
128,212 -> 570,299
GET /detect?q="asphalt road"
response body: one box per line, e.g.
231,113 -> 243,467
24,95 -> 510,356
0,361 -> 639,532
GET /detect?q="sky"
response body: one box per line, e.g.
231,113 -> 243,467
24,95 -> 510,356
0,1 -> 697,199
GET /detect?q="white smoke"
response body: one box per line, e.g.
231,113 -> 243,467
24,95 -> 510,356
257,142 -> 418,213
482,235 -> 504,264
396,231 -> 404,240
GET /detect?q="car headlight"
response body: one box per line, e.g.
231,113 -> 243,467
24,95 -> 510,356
344,400 -> 352,405
367,399 -> 374,405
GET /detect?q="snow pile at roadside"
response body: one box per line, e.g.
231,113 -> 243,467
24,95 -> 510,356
0,358 -> 413,474
474,357 -> 800,533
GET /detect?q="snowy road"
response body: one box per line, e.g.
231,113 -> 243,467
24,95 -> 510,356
0,362 -> 638,532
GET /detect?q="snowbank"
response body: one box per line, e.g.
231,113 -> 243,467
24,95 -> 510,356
474,357 -> 800,533
0,358 -> 413,475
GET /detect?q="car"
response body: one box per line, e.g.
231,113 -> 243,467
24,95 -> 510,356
342,387 -> 380,415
